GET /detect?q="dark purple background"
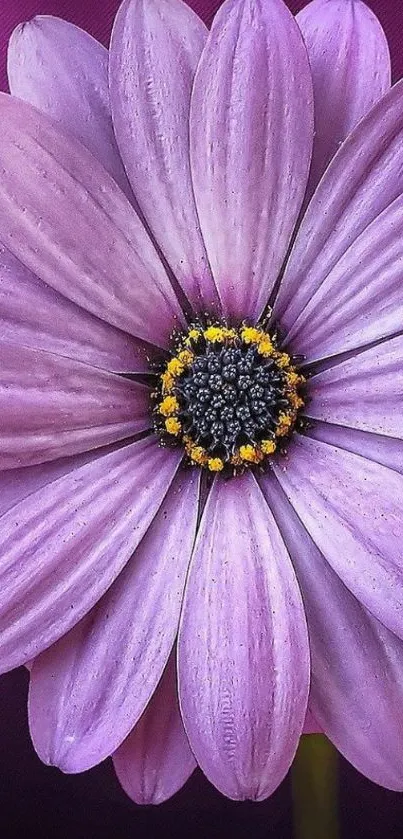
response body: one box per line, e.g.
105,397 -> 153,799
1,0 -> 403,836
1,0 -> 403,90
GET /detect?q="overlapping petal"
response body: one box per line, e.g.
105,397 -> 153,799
0,343 -> 151,469
7,16 -> 132,198
274,79 -> 403,337
307,421 -> 403,474
113,652 -> 196,804
0,248 -> 152,372
283,195 -> 403,362
0,438 -> 181,672
110,0 -> 219,314
0,94 -> 186,349
178,472 -> 309,801
273,435 -> 403,641
297,0 -> 390,199
190,0 -> 313,321
28,468 -> 200,771
262,473 -> 403,791
0,444 -> 122,517
307,335 -> 403,437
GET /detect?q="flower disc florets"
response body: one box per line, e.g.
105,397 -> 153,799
153,322 -> 305,474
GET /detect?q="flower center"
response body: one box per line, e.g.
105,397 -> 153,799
153,323 -> 305,473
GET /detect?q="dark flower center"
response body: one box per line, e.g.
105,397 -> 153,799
153,323 -> 305,473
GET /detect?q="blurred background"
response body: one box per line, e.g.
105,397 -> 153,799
1,0 -> 403,836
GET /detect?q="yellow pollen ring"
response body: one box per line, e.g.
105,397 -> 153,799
276,352 -> 291,369
158,395 -> 179,417
239,444 -> 264,464
177,349 -> 194,366
240,326 -> 262,345
240,325 -> 275,358
208,457 -> 224,472
187,444 -> 208,467
185,328 -> 202,346
276,412 -> 294,437
165,417 -> 181,436
257,338 -> 274,357
161,371 -> 175,394
261,439 -> 277,455
204,326 -> 237,343
167,357 -> 185,377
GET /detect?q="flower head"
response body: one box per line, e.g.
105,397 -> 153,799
1,0 -> 402,806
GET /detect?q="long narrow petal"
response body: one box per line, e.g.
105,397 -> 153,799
273,435 -> 403,640
0,94 -> 185,349
0,249 -> 152,373
297,0 -> 390,199
0,438 -> 181,672
0,444 -> 123,517
113,653 -> 196,805
307,335 -> 403,438
0,343 -> 151,469
190,0 -> 313,322
178,472 -> 309,801
307,421 -> 403,474
7,16 -> 132,198
274,80 -> 403,331
110,0 -> 219,314
28,469 -> 199,771
261,473 -> 403,791
284,195 -> 403,362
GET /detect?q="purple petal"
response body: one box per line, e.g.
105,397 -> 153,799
273,435 -> 403,641
178,472 -> 309,801
109,0 -> 220,315
113,652 -> 196,804
307,421 -> 403,475
262,472 -> 403,791
307,335 -> 403,438
0,438 -> 181,672
0,94 -> 185,349
7,16 -> 132,199
0,247 -> 152,373
0,444 -> 122,517
297,0 -> 390,201
0,343 -> 151,469
274,80 -> 403,333
303,708 -> 321,735
284,194 -> 403,362
28,469 -> 199,771
189,0 -> 313,322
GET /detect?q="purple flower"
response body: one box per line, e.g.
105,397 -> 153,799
0,0 -> 402,805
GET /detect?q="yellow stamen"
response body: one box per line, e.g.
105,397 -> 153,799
276,412 -> 294,437
261,439 -> 277,455
289,393 -> 305,410
276,352 -> 291,368
286,371 -> 301,387
240,326 -> 263,345
257,337 -> 275,357
208,457 -> 224,472
185,328 -> 202,345
161,371 -> 175,394
188,445 -> 208,466
178,349 -> 194,366
239,444 -> 264,464
167,357 -> 185,376
204,326 -> 236,343
159,395 -> 179,417
230,452 -> 243,467
165,417 -> 181,435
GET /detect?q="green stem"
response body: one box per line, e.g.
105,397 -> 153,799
291,735 -> 339,839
